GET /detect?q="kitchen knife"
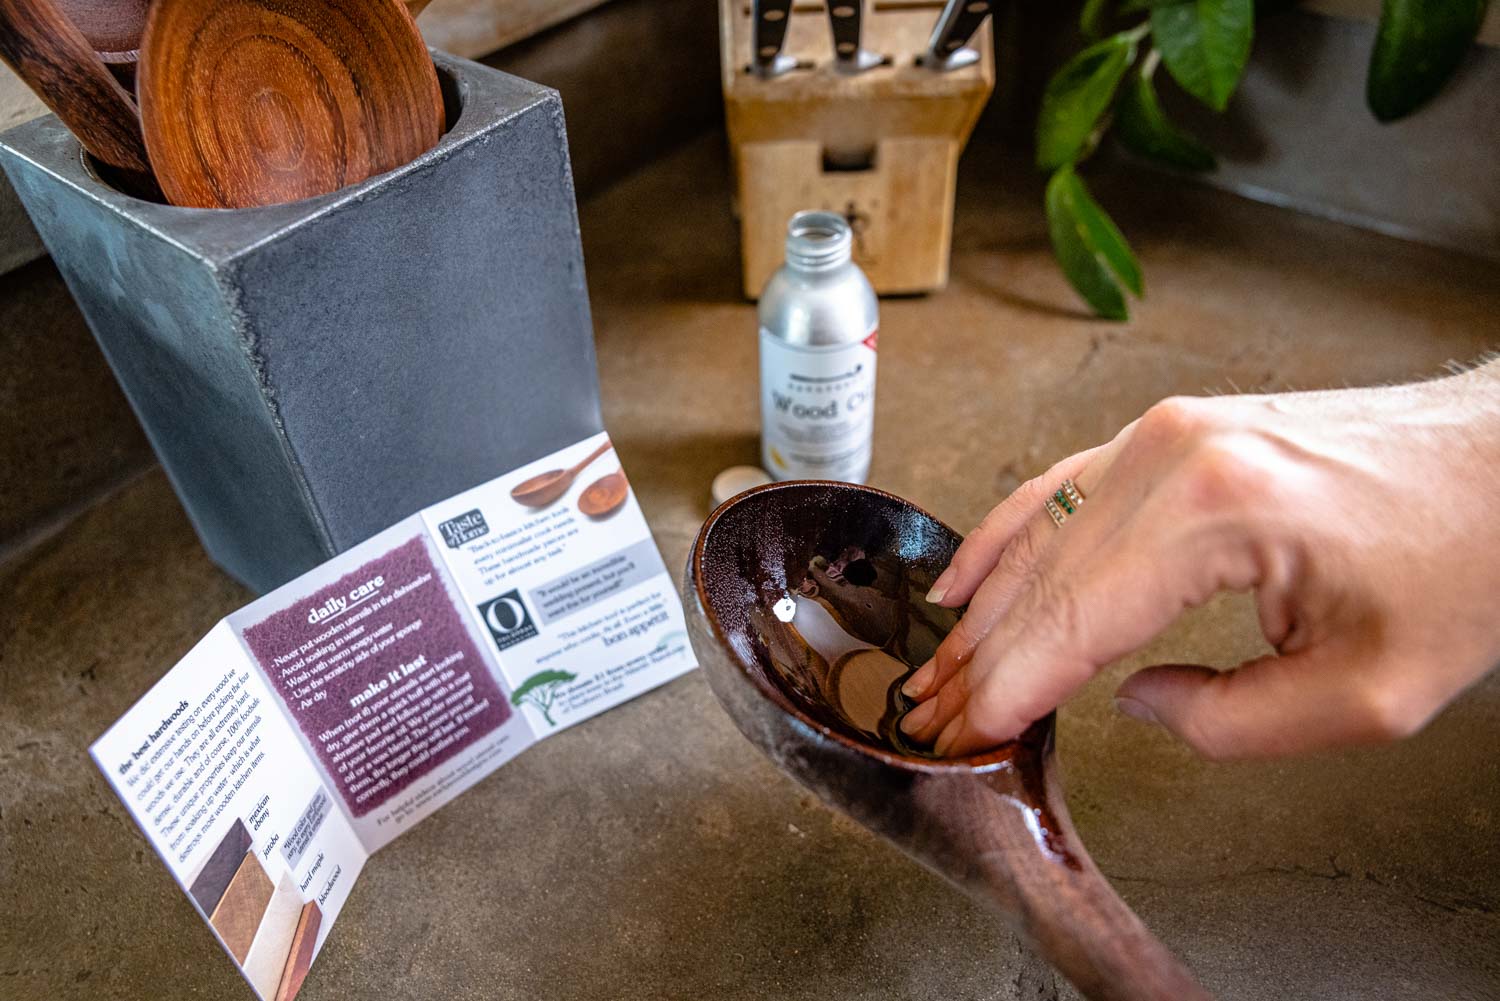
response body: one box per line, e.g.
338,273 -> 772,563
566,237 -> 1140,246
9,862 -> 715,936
825,0 -> 887,75
751,0 -> 799,78
918,0 -> 991,71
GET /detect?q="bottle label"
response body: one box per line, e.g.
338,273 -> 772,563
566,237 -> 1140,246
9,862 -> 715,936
759,328 -> 878,483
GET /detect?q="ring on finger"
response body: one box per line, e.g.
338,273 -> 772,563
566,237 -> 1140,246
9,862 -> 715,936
1045,478 -> 1087,528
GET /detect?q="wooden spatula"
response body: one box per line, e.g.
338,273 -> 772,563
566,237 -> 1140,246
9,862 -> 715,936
0,0 -> 153,184
138,0 -> 443,208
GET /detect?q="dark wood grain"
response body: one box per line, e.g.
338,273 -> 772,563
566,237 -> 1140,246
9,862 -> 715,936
688,481 -> 1213,1001
187,817 -> 255,915
208,850 -> 275,964
54,0 -> 148,60
138,0 -> 443,208
274,901 -> 322,1001
0,0 -> 153,183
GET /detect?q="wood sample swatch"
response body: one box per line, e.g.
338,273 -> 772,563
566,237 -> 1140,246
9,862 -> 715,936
187,818 -> 253,915
209,850 -> 274,963
243,871 -> 304,998
275,901 -> 322,1001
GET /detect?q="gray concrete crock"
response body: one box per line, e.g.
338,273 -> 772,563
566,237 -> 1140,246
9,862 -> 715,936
0,51 -> 604,593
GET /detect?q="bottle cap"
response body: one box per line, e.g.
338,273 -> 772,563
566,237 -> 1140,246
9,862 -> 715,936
711,466 -> 773,508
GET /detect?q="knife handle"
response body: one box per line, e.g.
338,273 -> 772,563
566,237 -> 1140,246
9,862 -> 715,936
825,0 -> 862,63
752,0 -> 794,67
925,0 -> 991,63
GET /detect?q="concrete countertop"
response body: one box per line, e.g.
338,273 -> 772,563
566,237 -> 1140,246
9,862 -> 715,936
2,135 -> 1497,1001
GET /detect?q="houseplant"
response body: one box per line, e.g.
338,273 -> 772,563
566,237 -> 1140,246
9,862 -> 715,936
1038,0 -> 1492,319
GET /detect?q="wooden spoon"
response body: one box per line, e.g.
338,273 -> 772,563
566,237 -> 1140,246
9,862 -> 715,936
138,0 -> 443,209
577,470 -> 629,519
0,0 -> 153,185
689,482 -> 1213,1000
56,0 -> 428,70
511,440 -> 615,509
53,0 -> 147,64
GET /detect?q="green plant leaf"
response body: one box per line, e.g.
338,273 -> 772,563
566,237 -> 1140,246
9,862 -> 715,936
511,669 -> 577,702
1036,32 -> 1139,170
1151,0 -> 1254,111
1367,0 -> 1488,122
1120,0 -> 1191,11
1046,166 -> 1143,321
1116,67 -> 1217,170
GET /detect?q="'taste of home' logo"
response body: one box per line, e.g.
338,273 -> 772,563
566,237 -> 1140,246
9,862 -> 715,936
478,590 -> 539,651
438,509 -> 489,548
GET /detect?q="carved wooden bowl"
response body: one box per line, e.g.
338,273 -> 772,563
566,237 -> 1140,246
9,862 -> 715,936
686,480 -> 1212,1001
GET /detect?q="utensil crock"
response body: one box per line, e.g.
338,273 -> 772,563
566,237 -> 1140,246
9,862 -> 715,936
686,480 -> 1211,1001
0,51 -> 604,594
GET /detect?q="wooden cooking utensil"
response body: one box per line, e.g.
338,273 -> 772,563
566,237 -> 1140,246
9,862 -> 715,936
138,0 -> 443,209
406,0 -> 435,15
689,482 -> 1213,1001
0,0 -> 153,185
577,470 -> 629,518
511,439 -> 615,509
53,0 -> 147,64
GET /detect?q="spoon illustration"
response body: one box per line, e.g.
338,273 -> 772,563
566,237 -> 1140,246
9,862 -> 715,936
511,439 -> 614,508
576,469 -> 629,519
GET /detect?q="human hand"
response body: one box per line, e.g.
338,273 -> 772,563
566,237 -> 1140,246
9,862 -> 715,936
900,362 -> 1500,759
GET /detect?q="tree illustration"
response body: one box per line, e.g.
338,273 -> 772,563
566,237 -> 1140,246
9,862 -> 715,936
510,669 -> 576,727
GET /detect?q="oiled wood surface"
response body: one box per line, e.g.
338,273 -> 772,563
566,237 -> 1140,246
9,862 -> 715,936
138,0 -> 442,208
0,0 -> 151,179
54,0 -> 148,57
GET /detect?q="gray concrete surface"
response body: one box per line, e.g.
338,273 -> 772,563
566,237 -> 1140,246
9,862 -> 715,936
2,136 -> 1498,1000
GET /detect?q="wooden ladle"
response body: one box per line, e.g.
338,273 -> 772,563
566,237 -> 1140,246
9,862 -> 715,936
511,440 -> 615,509
687,481 -> 1213,1001
137,0 -> 443,208
53,0 -> 148,69
53,0 -> 429,85
0,0 -> 152,186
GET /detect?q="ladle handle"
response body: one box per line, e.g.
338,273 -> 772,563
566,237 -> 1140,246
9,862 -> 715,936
0,0 -> 153,180
568,438 -> 614,476
917,768 -> 1212,1001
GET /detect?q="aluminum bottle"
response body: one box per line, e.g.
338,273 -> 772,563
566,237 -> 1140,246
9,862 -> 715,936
758,211 -> 879,484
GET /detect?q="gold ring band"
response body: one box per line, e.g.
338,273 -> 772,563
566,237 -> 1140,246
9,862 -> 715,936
1046,479 -> 1086,528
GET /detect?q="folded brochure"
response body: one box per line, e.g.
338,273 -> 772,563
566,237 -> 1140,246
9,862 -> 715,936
90,432 -> 696,1000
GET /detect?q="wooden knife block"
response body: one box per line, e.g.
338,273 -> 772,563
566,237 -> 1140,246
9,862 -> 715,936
720,0 -> 994,297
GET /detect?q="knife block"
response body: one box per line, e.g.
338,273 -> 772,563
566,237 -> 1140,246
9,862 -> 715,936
720,0 -> 994,298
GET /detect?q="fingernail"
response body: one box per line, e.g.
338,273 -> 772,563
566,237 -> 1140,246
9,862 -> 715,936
1114,696 -> 1159,726
925,568 -> 955,604
901,660 -> 935,698
901,699 -> 936,735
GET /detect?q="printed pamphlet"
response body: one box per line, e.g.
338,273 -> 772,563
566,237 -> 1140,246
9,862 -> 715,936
90,433 -> 695,1001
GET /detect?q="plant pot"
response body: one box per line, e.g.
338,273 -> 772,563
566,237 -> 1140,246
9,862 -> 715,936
0,51 -> 603,593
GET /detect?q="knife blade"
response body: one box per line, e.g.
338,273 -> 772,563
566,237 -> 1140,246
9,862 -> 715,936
919,0 -> 991,71
751,0 -> 799,78
826,0 -> 887,75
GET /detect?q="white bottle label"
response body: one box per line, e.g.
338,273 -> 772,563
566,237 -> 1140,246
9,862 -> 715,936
759,328 -> 878,483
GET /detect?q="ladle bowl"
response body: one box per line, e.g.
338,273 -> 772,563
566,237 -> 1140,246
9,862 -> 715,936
686,480 -> 1212,1001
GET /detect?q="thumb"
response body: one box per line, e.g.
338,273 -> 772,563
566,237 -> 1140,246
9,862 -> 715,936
1115,648 -> 1414,761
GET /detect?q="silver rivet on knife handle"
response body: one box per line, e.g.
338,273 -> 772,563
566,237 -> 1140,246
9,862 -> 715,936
826,0 -> 889,75
750,0 -> 802,78
918,0 -> 991,72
